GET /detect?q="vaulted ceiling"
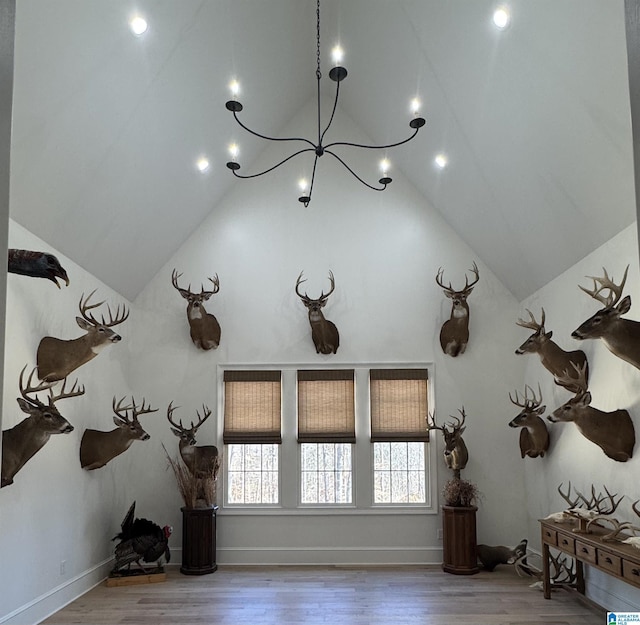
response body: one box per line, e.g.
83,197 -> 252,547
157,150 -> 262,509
8,0 -> 635,302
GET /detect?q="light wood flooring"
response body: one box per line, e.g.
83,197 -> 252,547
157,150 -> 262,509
42,565 -> 606,625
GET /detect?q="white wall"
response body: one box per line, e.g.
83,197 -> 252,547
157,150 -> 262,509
130,100 -> 529,565
0,222 -> 135,625
521,223 -> 640,609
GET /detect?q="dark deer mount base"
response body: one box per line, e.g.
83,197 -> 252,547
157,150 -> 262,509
441,505 -> 479,575
181,506 -> 218,575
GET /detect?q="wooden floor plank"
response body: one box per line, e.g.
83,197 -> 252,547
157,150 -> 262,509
41,565 -> 606,625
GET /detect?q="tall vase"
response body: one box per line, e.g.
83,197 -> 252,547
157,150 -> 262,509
441,505 -> 479,575
181,505 -> 218,575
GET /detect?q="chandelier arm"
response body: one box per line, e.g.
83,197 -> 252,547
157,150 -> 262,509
308,153 -> 320,197
324,150 -> 387,191
319,76 -> 340,145
230,148 -> 316,180
324,125 -> 421,152
232,110 -> 317,149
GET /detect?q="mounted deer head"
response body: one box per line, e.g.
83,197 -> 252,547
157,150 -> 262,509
436,262 -> 479,357
515,308 -> 589,393
36,290 -> 129,382
426,408 -> 469,478
548,363 -> 635,462
572,265 -> 640,370
167,402 -> 219,478
79,397 -> 158,470
508,384 -> 550,459
2,366 -> 85,487
171,269 -> 221,350
295,271 -> 340,355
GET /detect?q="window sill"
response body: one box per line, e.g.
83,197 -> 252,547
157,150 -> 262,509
219,505 -> 437,516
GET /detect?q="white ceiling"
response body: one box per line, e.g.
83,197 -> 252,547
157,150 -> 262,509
8,0 -> 636,302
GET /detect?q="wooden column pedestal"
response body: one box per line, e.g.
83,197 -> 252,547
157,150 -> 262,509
181,505 -> 218,575
441,505 -> 479,575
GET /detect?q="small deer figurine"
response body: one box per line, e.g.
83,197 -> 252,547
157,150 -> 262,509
515,308 -> 589,393
295,271 -> 340,355
508,384 -> 550,458
166,402 -> 219,478
477,539 -> 528,572
171,269 -> 221,350
572,265 -> 640,370
548,362 -> 635,462
2,366 -> 85,487
436,262 -> 479,357
79,397 -> 158,470
37,290 -> 129,382
426,408 -> 469,478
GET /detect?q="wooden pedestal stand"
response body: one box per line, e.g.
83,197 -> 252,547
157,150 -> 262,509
441,505 -> 479,575
181,505 -> 218,575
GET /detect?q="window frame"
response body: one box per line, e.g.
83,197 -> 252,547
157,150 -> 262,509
371,441 -> 428,506
299,442 -> 355,507
218,365 -> 437,515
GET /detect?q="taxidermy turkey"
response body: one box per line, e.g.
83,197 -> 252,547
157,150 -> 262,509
111,501 -> 172,574
8,249 -> 69,288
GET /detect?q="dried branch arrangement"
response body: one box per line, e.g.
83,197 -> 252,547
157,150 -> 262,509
164,444 -> 221,509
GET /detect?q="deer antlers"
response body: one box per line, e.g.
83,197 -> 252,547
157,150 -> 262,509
509,383 -> 543,410
20,365 -> 85,407
171,269 -> 220,298
555,361 -> 589,394
166,401 -> 212,433
515,308 -> 546,333
295,271 -> 336,304
112,396 -> 158,424
557,482 -> 623,516
435,262 -> 480,296
79,289 -> 129,328
579,265 -> 629,309
427,409 -> 465,434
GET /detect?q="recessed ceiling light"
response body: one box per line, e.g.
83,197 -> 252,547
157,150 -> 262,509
434,154 -> 448,169
196,157 -> 210,172
493,6 -> 510,29
129,16 -> 148,36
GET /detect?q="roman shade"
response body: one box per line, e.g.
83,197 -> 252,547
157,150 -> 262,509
369,368 -> 429,442
223,370 -> 282,444
297,369 -> 355,443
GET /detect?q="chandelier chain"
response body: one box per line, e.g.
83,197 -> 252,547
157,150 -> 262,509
316,0 -> 321,80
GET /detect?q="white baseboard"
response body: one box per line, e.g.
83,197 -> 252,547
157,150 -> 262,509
0,558 -> 113,625
214,546 -> 443,566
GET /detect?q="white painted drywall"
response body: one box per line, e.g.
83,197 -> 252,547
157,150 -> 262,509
0,222 -> 136,625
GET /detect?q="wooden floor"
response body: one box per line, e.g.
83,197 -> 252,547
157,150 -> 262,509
42,565 -> 606,625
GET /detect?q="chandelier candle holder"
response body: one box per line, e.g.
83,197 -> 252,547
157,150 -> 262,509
225,0 -> 426,207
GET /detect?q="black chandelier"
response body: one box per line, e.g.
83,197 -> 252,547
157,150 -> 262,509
225,0 -> 426,207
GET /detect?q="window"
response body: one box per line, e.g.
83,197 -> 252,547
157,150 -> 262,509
373,442 -> 426,503
300,443 -> 352,504
297,370 -> 355,505
223,370 -> 281,505
227,444 -> 279,504
370,369 -> 429,504
221,366 -> 432,511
